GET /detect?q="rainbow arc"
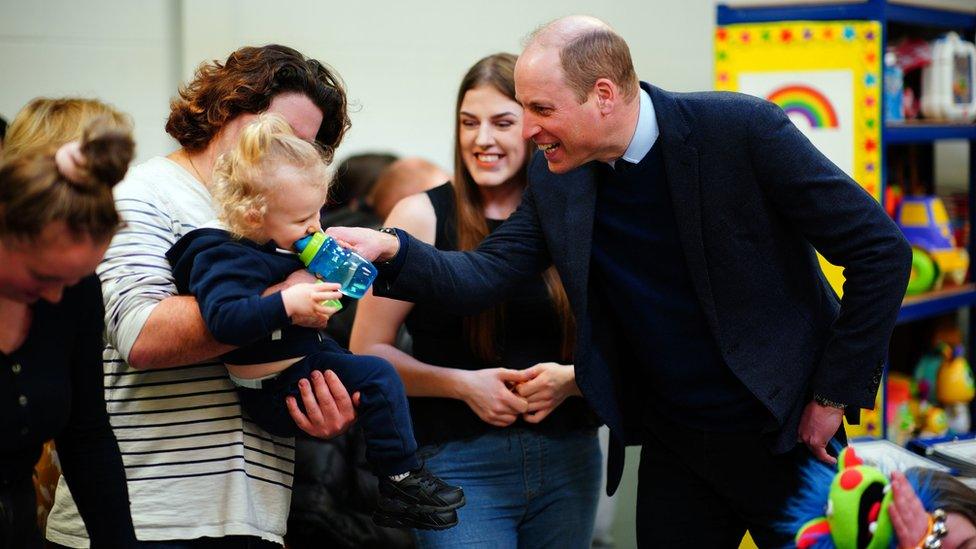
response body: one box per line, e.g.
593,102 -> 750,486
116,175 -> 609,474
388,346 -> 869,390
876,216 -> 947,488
767,85 -> 839,128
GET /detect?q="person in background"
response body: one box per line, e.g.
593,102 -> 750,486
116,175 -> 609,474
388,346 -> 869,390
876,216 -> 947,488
45,44 -> 358,549
367,157 -> 449,222
0,114 -> 7,152
0,114 -> 137,547
1,98 -> 129,162
328,16 -> 911,547
0,96 -> 132,534
323,155 -> 442,349
322,152 -> 398,229
350,52 -> 601,548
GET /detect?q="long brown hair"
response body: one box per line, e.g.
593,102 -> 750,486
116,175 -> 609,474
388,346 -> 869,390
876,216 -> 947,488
0,116 -> 134,245
166,44 -> 350,161
453,53 -> 575,363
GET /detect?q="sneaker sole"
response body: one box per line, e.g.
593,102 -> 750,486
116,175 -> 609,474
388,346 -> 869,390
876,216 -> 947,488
377,494 -> 466,512
373,508 -> 459,530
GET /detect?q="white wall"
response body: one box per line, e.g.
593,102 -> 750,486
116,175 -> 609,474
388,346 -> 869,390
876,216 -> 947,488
0,0 -> 714,168
0,0 -> 181,162
178,0 -> 714,170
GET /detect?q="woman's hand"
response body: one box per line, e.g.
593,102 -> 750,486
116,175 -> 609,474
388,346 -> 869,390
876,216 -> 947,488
889,470 -> 931,548
286,369 -> 360,439
458,368 -> 531,427
514,362 -> 580,424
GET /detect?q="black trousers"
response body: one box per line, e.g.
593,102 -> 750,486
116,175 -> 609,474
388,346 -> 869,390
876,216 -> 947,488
635,412 -> 816,548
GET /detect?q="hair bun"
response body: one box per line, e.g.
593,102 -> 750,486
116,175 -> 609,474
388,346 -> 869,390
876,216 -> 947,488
75,114 -> 135,191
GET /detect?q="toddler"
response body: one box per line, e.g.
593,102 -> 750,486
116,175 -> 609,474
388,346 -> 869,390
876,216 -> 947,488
166,114 -> 464,530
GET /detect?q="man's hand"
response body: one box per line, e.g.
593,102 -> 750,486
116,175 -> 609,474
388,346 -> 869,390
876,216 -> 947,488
513,362 -> 580,424
285,369 -> 360,439
798,400 -> 844,465
325,227 -> 399,263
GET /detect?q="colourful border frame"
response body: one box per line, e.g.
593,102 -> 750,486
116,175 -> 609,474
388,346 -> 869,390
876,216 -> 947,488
715,20 -> 882,201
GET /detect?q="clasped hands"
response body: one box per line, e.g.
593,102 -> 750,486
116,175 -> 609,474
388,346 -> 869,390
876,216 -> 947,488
460,362 -> 580,427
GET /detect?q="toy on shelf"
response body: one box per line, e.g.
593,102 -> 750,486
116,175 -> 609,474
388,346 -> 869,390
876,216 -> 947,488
914,342 -> 952,405
921,32 -> 976,123
936,344 -> 975,434
894,196 -> 969,295
920,406 -> 949,438
884,374 -> 917,445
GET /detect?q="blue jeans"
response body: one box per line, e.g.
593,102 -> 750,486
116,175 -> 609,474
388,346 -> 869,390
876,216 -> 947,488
413,427 -> 601,549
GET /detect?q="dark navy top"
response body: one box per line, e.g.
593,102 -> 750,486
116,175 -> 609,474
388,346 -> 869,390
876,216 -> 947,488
167,228 -> 324,365
0,275 -> 136,545
591,143 -> 768,431
405,184 -> 599,446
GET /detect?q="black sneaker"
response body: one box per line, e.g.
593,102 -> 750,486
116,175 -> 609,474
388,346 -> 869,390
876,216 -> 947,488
373,504 -> 459,531
374,466 -> 465,530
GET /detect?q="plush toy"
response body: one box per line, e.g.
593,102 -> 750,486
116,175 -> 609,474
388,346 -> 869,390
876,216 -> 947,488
793,447 -> 895,548
786,446 -> 941,549
937,344 -> 975,434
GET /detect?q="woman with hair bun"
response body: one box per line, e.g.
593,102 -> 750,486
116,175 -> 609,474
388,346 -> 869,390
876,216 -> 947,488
0,116 -> 136,547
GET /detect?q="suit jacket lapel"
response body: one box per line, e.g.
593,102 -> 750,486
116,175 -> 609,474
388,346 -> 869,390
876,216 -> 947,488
559,163 -> 599,319
651,85 -> 722,342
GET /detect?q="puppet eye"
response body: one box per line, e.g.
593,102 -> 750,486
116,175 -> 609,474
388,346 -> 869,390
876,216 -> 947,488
840,469 -> 863,490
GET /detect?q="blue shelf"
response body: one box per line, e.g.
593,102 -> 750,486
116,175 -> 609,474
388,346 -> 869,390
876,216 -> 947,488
717,2 -> 975,29
717,3 -> 879,24
897,284 -> 976,324
884,124 -> 976,144
886,3 -> 976,29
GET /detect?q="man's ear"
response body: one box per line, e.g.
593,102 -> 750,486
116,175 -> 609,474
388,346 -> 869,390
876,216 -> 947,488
594,78 -> 617,115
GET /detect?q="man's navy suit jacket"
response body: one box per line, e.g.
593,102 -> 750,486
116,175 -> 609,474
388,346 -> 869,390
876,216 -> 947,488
375,83 -> 911,495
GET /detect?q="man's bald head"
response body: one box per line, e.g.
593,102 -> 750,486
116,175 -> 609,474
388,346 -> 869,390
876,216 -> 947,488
522,15 -> 638,104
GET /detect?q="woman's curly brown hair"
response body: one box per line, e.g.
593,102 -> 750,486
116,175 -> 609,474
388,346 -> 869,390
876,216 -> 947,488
166,44 -> 350,161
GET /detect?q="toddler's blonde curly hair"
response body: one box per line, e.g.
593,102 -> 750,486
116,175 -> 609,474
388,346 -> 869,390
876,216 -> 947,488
212,113 -> 331,238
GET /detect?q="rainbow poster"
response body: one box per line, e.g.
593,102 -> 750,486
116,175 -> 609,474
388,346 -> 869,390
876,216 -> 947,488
715,20 -> 880,201
715,20 -> 882,298
739,69 -> 853,177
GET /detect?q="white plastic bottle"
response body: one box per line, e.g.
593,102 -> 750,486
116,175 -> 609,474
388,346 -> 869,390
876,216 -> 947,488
921,32 -> 976,122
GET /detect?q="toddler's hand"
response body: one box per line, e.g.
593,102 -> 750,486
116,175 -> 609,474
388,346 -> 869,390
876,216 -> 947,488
282,282 -> 342,322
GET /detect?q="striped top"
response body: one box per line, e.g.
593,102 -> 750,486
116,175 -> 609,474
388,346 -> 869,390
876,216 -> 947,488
45,157 -> 295,547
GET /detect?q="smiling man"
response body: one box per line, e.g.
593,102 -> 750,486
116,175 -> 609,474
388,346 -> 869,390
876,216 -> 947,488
327,15 -> 911,547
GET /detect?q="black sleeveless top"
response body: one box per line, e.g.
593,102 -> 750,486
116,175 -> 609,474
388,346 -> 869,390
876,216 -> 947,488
405,183 -> 598,446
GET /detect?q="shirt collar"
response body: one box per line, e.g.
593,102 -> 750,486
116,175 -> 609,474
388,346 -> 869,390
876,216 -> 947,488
609,87 -> 658,168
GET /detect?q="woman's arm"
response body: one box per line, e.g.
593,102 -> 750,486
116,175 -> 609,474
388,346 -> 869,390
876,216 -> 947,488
55,276 -> 137,547
350,194 -> 530,426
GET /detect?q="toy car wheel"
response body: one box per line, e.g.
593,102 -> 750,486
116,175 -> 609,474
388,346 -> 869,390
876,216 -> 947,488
906,247 -> 937,295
